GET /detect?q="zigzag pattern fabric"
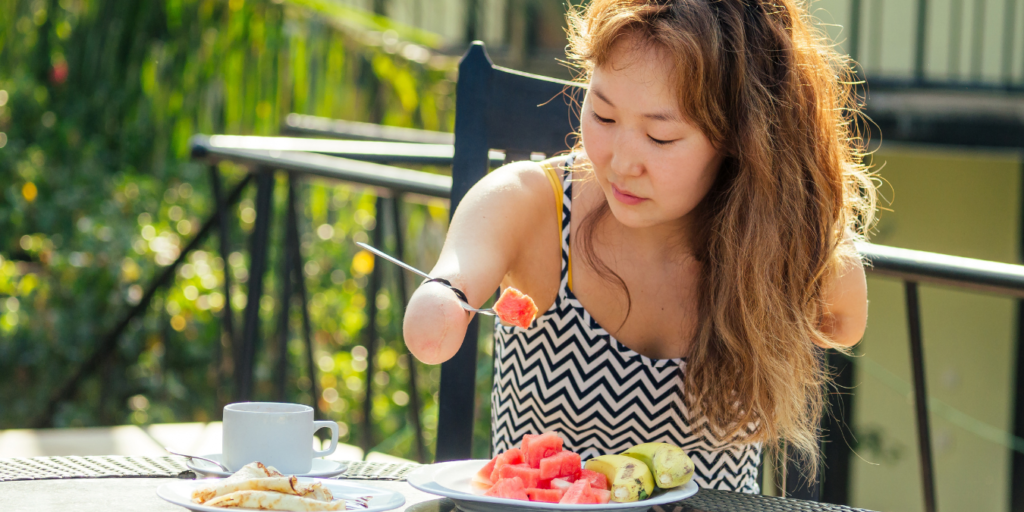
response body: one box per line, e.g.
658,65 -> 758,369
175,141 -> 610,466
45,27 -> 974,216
490,155 -> 762,494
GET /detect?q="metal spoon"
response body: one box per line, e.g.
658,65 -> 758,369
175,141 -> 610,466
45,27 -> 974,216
165,447 -> 232,472
355,242 -> 496,316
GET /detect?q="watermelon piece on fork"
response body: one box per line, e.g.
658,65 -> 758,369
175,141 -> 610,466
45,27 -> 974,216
494,287 -> 538,328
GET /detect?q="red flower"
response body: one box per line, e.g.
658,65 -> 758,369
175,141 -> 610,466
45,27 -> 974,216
50,61 -> 68,84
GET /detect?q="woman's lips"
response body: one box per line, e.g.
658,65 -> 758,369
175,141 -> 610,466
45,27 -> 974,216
611,184 -> 646,205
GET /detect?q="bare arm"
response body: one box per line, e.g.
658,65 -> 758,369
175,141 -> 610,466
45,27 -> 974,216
402,161 -> 554,364
817,248 -> 869,348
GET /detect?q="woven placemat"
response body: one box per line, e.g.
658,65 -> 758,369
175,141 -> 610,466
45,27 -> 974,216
679,489 -> 874,512
332,460 -> 420,481
0,455 -> 420,482
0,455 -> 188,481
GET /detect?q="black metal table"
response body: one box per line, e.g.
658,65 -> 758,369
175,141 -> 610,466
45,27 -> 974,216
0,456 -> 876,512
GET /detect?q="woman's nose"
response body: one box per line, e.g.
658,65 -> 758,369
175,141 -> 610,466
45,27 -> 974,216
611,132 -> 645,177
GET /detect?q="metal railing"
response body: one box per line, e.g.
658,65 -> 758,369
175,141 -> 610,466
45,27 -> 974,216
33,126 -> 1024,507
193,136 -> 1024,510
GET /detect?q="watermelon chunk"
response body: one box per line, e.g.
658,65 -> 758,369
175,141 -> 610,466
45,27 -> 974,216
523,432 -> 563,468
591,488 -> 612,504
477,457 -> 497,481
550,478 -> 573,491
489,448 -> 524,483
484,476 -> 528,501
498,463 -> 542,489
526,488 -> 565,503
539,450 -> 581,480
579,468 -> 608,490
494,287 -> 538,328
470,473 -> 493,493
559,479 -> 595,504
520,434 -> 539,455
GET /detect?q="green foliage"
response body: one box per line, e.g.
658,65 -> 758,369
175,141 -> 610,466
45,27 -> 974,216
0,0 -> 494,462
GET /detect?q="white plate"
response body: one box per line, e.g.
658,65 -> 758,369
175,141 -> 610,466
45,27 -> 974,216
407,460 -> 699,512
157,477 -> 405,512
184,453 -> 348,478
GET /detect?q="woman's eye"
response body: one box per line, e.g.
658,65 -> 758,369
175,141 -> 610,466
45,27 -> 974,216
592,112 -> 614,124
648,136 -> 676,146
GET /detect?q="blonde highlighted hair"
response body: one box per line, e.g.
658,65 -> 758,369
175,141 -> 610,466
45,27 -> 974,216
566,0 -> 877,475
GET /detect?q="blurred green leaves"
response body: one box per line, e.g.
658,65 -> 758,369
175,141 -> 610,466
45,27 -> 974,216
0,0 -> 490,462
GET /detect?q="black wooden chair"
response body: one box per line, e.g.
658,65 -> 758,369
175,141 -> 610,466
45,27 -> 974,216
436,41 -> 839,501
436,41 -> 580,463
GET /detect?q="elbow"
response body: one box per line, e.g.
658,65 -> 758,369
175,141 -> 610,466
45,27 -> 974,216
817,312 -> 866,348
403,284 -> 469,364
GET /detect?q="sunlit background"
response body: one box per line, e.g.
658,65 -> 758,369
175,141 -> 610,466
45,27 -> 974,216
2,1 -> 1024,511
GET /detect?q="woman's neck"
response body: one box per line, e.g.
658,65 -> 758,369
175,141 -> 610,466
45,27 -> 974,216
572,168 -> 697,265
604,205 -> 696,265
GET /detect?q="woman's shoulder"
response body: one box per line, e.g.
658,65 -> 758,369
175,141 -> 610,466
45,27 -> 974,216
472,155 -> 572,204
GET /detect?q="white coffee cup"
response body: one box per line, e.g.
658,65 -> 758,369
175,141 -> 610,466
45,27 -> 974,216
222,402 -> 339,474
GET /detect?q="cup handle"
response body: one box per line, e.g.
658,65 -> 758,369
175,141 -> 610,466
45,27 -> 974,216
312,421 -> 339,457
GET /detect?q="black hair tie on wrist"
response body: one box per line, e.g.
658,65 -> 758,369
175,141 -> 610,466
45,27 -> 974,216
422,277 -> 470,305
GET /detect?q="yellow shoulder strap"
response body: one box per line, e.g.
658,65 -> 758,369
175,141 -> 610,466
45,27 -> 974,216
540,161 -> 573,290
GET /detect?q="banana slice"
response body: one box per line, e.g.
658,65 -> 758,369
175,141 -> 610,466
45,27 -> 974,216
621,442 -> 695,488
583,454 -> 655,502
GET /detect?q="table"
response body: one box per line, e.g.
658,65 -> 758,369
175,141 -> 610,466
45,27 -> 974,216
0,456 -> 876,512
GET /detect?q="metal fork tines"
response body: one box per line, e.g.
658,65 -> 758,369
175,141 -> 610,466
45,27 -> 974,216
457,301 -> 495,316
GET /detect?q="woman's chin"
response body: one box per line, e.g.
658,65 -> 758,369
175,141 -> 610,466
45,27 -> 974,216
606,201 -> 655,229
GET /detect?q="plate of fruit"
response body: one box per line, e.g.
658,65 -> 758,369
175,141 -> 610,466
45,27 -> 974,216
406,433 -> 698,512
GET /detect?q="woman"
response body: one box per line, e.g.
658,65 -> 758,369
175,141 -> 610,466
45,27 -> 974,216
403,0 -> 876,493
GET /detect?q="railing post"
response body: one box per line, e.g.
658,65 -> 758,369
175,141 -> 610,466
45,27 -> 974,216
238,168 -> 275,402
288,184 -> 319,417
209,164 -> 236,409
1000,0 -> 1016,85
970,0 -> 987,81
905,280 -> 938,512
274,178 -> 298,402
389,194 -> 427,463
361,196 -> 385,458
848,0 -> 862,65
914,0 -> 929,84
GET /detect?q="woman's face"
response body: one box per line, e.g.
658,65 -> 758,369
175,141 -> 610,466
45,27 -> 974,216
581,40 -> 723,231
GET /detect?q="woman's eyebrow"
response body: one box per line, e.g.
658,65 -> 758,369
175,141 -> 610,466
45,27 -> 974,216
643,110 -> 682,122
592,88 -> 615,107
591,87 -> 682,122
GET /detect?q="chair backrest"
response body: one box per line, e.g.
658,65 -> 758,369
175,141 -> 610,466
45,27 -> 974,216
436,42 -> 582,462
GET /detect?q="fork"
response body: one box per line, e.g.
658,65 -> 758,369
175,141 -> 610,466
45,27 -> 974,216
355,242 -> 496,316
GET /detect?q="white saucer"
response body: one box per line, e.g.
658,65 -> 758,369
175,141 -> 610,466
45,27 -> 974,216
158,477 -> 404,512
184,454 -> 349,478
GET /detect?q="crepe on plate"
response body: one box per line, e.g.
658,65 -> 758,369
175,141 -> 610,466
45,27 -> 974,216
191,462 -> 338,510
204,490 -> 346,511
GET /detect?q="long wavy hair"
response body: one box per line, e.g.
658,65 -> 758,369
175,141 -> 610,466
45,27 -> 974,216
565,0 -> 877,474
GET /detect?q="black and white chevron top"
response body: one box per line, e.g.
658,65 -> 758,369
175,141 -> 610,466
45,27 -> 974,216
490,155 -> 762,493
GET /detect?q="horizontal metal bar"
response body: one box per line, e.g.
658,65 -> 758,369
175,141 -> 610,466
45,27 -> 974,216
866,76 -> 1024,94
204,135 -> 505,167
191,137 -> 1024,298
283,113 -> 455,144
859,242 -> 1024,297
191,136 -> 452,198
